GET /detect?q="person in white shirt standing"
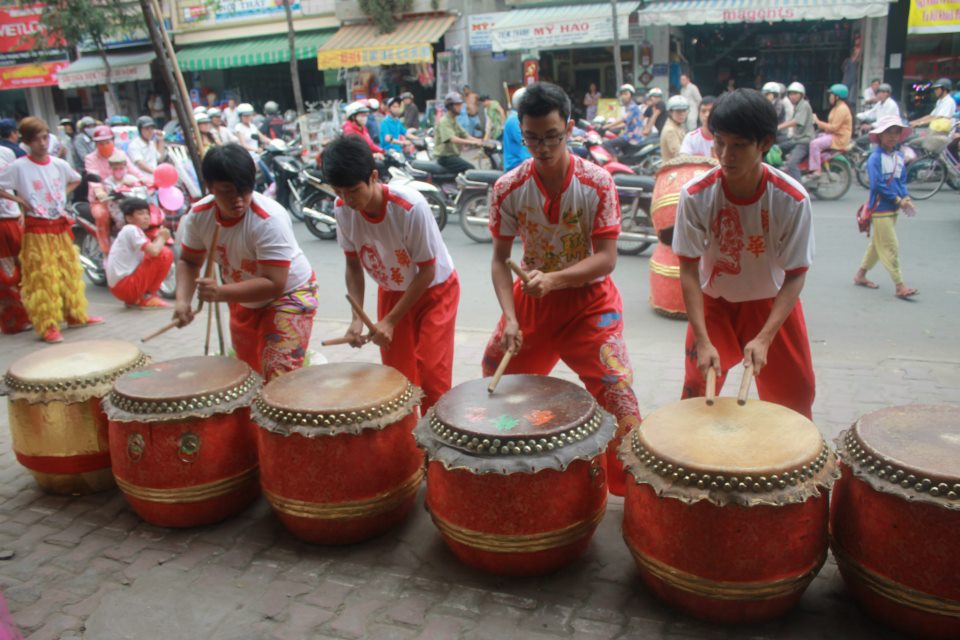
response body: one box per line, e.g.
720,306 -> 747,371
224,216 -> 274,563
680,73 -> 702,132
679,96 -> 716,158
127,116 -> 164,180
107,197 -> 173,309
910,78 -> 957,129
0,144 -> 29,334
673,88 -> 816,421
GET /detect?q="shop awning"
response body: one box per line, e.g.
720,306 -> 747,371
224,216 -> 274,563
176,30 -> 335,71
637,0 -> 894,26
57,51 -> 155,89
0,60 -> 69,91
490,3 -> 640,52
317,14 -> 455,70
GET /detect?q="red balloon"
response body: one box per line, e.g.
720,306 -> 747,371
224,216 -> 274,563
153,163 -> 178,189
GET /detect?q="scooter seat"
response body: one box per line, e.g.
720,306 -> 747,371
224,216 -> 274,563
411,160 -> 456,178
613,174 -> 655,191
305,167 -> 324,179
462,170 -> 503,185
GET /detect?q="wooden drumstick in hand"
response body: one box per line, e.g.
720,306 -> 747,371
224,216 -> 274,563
506,259 -> 531,284
705,367 -> 717,406
738,364 -> 754,406
487,348 -> 514,394
321,336 -> 354,347
345,294 -> 377,333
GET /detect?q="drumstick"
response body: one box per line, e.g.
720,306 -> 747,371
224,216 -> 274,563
142,320 -> 179,343
705,367 -> 717,406
321,336 -> 354,346
214,300 -> 225,355
203,303 -> 214,356
505,259 -> 531,284
738,364 -> 754,406
487,348 -> 514,394
345,294 -> 377,333
195,224 -> 221,313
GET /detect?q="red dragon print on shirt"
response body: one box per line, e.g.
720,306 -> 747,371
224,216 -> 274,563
708,205 -> 744,286
359,245 -> 390,289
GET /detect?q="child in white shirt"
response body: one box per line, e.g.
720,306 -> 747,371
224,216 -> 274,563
107,197 -> 173,308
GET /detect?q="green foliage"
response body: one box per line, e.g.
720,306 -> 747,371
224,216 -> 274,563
357,0 -> 414,34
24,0 -> 147,53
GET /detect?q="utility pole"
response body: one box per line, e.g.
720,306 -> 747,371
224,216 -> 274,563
283,0 -> 305,116
611,0 -> 623,90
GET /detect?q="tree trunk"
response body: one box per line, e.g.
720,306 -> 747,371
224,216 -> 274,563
97,45 -> 121,118
283,0 -> 305,116
611,0 -> 623,91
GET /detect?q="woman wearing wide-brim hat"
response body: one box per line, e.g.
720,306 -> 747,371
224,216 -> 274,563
853,116 -> 918,299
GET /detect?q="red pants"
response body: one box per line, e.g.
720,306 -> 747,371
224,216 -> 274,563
109,248 -> 174,304
91,202 -> 112,253
378,273 -> 460,414
481,277 -> 642,497
681,295 -> 815,419
0,218 -> 28,334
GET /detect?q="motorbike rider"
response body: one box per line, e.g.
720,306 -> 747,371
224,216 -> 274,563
856,83 -> 901,129
380,96 -> 408,153
660,95 -> 690,163
603,84 -> 646,157
260,101 -> 285,140
910,78 -> 957,129
72,116 -> 97,169
85,125 -> 144,253
364,98 -> 382,144
778,82 -> 816,181
127,116 -> 165,179
234,102 -> 275,184
762,82 -> 786,126
208,108 -> 236,144
642,87 -> 667,137
434,92 -> 483,174
401,92 -> 420,131
342,101 -> 385,158
502,87 -> 531,172
810,84 -> 853,177
196,112 -> 218,154
96,150 -> 146,231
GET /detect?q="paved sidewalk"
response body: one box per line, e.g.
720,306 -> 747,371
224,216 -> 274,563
1,295 -> 958,640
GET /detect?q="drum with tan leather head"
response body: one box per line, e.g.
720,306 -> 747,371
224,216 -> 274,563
832,405 -> 960,639
415,375 -> 615,576
252,363 -> 423,545
2,340 -> 148,495
620,396 -> 837,623
103,356 -> 261,528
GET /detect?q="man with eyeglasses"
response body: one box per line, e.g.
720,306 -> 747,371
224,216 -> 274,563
482,82 -> 642,498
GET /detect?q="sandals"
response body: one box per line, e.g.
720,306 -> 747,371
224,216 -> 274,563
895,287 -> 918,300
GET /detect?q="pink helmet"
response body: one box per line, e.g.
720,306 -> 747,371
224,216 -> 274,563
92,125 -> 114,142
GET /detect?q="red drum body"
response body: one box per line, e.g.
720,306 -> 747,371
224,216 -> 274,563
831,405 -> 960,639
253,363 -> 423,545
620,397 -> 837,623
3,341 -> 148,495
648,156 -> 718,320
416,375 -> 615,576
104,357 -> 261,528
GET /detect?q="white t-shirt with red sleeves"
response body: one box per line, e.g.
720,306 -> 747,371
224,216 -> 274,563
0,155 -> 79,220
0,147 -> 20,219
106,224 -> 149,287
335,183 -> 454,292
179,191 -> 312,309
672,164 -> 814,303
679,127 -> 715,158
489,154 -> 620,279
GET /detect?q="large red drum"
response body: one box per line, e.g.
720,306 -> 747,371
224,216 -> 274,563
649,156 -> 718,320
831,405 -> 960,639
253,363 -> 423,545
2,341 -> 148,495
620,396 -> 837,623
415,375 -> 615,576
103,356 -> 261,528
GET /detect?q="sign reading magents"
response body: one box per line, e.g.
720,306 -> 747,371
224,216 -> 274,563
180,0 -> 301,26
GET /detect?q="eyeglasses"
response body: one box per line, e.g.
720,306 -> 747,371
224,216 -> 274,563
521,132 -> 566,149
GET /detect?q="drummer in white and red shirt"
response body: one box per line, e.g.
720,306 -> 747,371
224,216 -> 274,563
174,143 -> 317,381
325,136 -> 459,413
673,89 -> 815,419
485,82 -> 642,497
679,96 -> 716,158
106,197 -> 174,309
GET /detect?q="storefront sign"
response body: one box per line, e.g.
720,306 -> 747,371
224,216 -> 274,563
179,0 -> 300,26
0,4 -> 62,52
908,0 -> 960,34
468,12 -> 507,51
491,14 -> 629,52
0,60 -> 67,90
58,61 -> 153,89
317,43 -> 433,70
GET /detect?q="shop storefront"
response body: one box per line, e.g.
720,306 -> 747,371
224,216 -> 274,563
0,4 -> 69,123
57,50 -> 157,120
904,0 -> 960,118
637,0 -> 894,112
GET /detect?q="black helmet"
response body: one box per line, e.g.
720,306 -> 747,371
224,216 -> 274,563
136,115 -> 157,131
444,91 -> 464,109
931,78 -> 953,91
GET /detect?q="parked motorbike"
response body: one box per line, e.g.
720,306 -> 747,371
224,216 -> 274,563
269,141 -> 306,220
455,169 -> 502,243
612,174 -> 658,255
384,149 -> 449,230
410,141 -> 503,203
299,165 -> 339,241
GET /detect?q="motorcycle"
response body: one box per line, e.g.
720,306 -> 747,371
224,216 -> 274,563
612,174 -> 658,256
383,149 -> 449,230
770,143 -> 852,200
299,164 -> 339,241
455,169 -> 502,243
409,141 -> 503,203
267,140 -> 306,220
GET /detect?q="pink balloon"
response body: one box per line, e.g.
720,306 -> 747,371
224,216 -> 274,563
153,163 -> 178,189
157,186 -> 184,211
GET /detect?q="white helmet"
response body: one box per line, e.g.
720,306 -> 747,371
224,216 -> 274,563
647,87 -> 664,98
193,106 -> 207,115
666,95 -> 690,111
619,84 -> 636,95
236,103 -> 255,116
510,87 -> 526,111
207,107 -> 222,118
344,101 -> 370,119
786,82 -> 806,97
365,98 -> 380,111
761,82 -> 781,96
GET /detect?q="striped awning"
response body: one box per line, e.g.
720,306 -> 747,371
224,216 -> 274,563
637,0 -> 894,25
317,14 -> 455,70
176,30 -> 334,71
58,51 -> 155,89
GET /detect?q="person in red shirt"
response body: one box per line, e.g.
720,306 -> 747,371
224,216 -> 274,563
342,102 -> 384,157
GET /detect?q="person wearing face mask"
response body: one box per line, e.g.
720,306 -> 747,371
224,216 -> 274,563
85,125 -> 144,254
72,117 -> 97,170
173,143 -> 316,381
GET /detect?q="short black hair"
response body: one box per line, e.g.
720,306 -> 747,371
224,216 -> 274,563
518,82 -> 571,124
709,89 -> 777,143
120,197 -> 150,218
700,95 -> 717,107
322,135 -> 376,188
201,143 -> 255,194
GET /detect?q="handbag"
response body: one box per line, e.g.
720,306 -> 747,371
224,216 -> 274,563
856,200 -> 874,235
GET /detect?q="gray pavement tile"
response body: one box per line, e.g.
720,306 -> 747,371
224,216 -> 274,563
22,612 -> 84,640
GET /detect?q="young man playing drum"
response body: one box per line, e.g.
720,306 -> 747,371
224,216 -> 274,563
173,143 -> 317,381
483,82 -> 642,497
325,136 -> 459,413
673,89 -> 815,418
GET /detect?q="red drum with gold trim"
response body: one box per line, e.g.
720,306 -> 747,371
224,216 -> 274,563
649,156 -> 718,320
415,375 -> 615,576
2,341 -> 148,495
620,397 -> 837,623
103,356 -> 261,528
253,363 -> 423,545
831,405 -> 960,639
